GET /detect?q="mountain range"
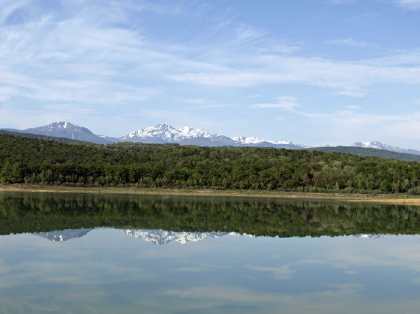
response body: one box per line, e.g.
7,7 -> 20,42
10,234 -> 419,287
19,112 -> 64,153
2,121 -> 420,156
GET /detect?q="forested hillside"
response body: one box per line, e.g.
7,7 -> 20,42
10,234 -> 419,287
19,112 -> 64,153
2,134 -> 420,194
309,146 -> 420,162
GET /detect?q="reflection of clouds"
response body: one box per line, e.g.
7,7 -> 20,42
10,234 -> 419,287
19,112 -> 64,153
343,270 -> 359,275
161,286 -> 420,314
175,263 -> 229,273
329,241 -> 420,272
246,265 -> 296,280
162,287 -> 278,303
2,230 -> 420,313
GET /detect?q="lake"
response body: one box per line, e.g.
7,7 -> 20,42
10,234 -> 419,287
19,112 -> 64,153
1,192 -> 420,313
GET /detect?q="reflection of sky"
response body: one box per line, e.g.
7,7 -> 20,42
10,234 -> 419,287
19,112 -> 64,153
1,230 -> 420,313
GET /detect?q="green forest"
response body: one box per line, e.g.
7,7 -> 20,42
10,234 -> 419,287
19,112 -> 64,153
1,194 -> 419,237
2,134 -> 420,194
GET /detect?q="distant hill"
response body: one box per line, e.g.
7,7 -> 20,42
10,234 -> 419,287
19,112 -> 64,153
353,141 -> 420,155
308,146 -> 420,162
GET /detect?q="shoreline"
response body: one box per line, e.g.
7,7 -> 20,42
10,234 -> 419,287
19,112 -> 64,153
1,184 -> 420,205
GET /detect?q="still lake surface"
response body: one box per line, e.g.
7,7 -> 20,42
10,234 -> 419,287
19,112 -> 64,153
1,192 -> 420,313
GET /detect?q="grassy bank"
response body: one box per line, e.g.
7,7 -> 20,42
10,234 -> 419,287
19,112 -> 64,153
1,184 -> 420,205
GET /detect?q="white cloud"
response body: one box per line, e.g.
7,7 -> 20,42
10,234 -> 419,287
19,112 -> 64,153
325,37 -> 376,47
170,53 -> 420,98
251,97 -> 300,111
389,0 -> 420,10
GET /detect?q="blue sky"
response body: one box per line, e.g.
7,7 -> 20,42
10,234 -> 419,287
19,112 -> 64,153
1,0 -> 420,148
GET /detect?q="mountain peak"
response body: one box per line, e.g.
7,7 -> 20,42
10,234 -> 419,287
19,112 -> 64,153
23,122 -> 113,144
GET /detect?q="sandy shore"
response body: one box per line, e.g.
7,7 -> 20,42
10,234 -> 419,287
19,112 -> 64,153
1,184 -> 420,205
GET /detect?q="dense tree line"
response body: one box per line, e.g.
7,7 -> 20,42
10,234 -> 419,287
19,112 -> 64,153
309,146 -> 420,162
2,134 -> 420,194
1,194 -> 420,237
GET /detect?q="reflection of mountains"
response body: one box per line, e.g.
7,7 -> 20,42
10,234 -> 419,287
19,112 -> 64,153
32,228 -> 248,244
355,234 -> 385,240
33,228 -> 385,243
123,229 -> 249,245
34,228 -> 93,242
3,194 -> 420,238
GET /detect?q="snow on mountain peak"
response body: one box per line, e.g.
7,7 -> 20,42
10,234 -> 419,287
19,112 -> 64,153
233,136 -> 266,144
178,126 -> 212,139
353,141 -> 409,153
275,139 -> 295,145
120,124 -> 308,148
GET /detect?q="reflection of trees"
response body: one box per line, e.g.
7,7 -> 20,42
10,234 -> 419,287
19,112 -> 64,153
1,193 -> 420,237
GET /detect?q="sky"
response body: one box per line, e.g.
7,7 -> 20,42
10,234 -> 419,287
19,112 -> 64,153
1,0 -> 420,148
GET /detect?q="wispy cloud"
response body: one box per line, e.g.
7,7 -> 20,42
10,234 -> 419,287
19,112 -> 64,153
250,97 -> 300,111
389,0 -> 420,10
252,96 -> 420,147
170,52 -> 420,98
325,37 -> 376,47
0,86 -> 18,101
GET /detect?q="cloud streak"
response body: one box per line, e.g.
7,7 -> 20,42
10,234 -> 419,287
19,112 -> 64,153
250,97 -> 300,111
325,37 -> 376,47
389,0 -> 420,10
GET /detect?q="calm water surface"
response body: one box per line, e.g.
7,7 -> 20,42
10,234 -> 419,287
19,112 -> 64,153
1,192 -> 420,313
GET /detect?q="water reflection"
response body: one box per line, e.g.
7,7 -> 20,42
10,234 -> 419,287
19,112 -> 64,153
2,192 -> 420,237
34,228 -> 93,242
1,192 -> 420,313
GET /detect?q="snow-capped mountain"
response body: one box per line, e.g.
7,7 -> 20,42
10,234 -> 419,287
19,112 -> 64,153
233,136 -> 269,145
33,228 -> 93,242
120,124 -> 304,148
353,141 -> 420,155
122,229 -> 250,245
120,124 -> 236,146
6,121 -> 420,155
24,122 -> 115,145
233,136 -> 296,146
120,124 -> 211,143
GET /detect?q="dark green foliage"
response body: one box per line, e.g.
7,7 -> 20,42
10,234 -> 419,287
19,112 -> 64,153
2,134 -> 420,194
308,146 -> 420,162
1,193 -> 420,237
